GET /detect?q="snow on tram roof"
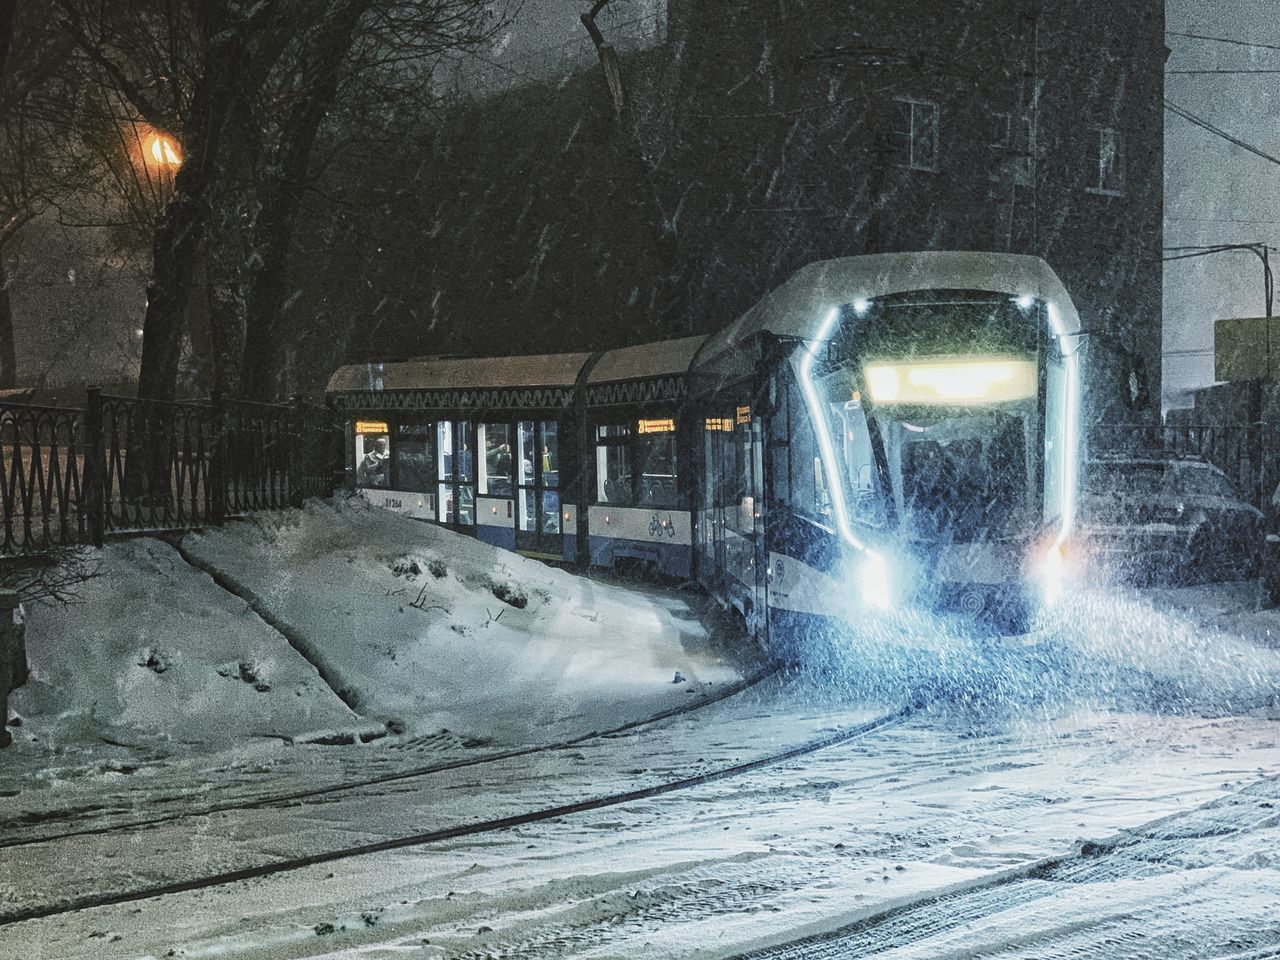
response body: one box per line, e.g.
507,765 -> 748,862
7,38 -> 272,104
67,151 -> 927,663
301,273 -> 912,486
694,252 -> 1081,366
327,351 -> 594,393
586,335 -> 708,384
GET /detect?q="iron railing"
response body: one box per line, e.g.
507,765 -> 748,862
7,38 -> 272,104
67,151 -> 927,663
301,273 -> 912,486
0,389 -> 340,555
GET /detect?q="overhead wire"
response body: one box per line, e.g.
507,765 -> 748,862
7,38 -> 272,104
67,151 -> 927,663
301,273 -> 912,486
1164,99 -> 1280,169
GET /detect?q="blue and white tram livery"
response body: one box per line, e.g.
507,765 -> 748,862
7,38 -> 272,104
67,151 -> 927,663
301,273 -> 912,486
327,336 -> 708,576
582,336 -> 707,578
328,250 -> 1082,641
690,251 -> 1080,639
328,352 -> 591,561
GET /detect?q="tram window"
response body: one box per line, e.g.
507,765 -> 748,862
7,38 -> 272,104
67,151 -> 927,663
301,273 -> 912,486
519,488 -> 537,532
637,426 -> 678,509
394,423 -> 434,492
457,486 -> 475,525
597,445 -> 631,504
437,422 -> 454,481
542,490 -> 561,534
839,398 -> 886,527
595,424 -> 632,505
785,379 -> 828,520
355,427 -> 391,488
517,421 -> 536,487
542,421 -> 559,489
481,422 -> 513,496
456,421 -> 475,483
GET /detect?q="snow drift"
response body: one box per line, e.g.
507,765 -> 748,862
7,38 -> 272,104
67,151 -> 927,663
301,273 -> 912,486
179,497 -> 741,742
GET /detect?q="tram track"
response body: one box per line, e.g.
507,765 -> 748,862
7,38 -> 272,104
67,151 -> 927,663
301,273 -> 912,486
0,704 -> 913,927
0,661 -> 782,851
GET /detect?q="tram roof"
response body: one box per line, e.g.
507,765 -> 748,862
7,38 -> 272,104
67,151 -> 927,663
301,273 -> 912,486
586,335 -> 708,384
327,351 -> 594,393
694,252 -> 1082,366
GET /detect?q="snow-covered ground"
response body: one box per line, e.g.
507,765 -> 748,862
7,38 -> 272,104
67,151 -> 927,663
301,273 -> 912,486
1,500 -> 745,834
2,500 -> 1279,959
179,498 -> 743,740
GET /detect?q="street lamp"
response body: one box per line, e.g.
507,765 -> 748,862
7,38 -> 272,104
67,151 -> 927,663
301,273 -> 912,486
145,133 -> 181,168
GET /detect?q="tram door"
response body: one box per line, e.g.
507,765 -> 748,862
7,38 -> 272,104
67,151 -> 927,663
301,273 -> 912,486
735,409 -> 769,637
437,420 -> 477,531
515,420 -> 561,557
706,418 -> 729,583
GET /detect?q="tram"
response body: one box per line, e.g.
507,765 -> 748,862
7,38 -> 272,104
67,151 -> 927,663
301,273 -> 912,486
327,336 -> 707,576
691,252 -> 1080,638
328,251 -> 1081,639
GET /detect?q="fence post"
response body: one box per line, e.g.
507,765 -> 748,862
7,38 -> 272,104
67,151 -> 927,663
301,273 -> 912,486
289,394 -> 305,509
208,390 -> 226,526
83,387 -> 104,547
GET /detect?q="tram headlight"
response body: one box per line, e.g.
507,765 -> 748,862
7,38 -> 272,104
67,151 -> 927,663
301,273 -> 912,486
1040,541 -> 1066,608
858,550 -> 892,611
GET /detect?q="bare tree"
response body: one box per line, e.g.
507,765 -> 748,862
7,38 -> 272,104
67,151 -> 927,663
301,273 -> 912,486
0,1 -> 13,96
53,0 -> 507,403
0,1 -> 109,388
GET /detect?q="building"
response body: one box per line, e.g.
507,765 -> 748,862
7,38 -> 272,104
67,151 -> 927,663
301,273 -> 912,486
313,0 -> 1164,433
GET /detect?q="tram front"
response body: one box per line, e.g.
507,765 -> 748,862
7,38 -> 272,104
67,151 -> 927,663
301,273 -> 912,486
803,286 -> 1079,632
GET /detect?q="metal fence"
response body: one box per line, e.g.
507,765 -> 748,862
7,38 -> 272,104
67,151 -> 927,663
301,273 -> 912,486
0,390 -> 340,555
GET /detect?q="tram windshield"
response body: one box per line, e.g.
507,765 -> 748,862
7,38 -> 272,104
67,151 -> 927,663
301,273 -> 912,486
817,290 -> 1052,544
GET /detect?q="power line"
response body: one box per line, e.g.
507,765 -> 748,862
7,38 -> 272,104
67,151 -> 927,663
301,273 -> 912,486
1165,99 -> 1280,169
1163,244 -> 1275,316
1169,69 -> 1280,74
1167,30 -> 1280,53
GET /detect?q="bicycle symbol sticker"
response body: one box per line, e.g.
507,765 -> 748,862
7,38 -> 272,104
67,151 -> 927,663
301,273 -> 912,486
649,513 -> 677,538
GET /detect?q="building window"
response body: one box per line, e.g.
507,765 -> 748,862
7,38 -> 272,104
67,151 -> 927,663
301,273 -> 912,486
989,111 -> 1011,149
893,97 -> 939,172
1087,127 -> 1124,196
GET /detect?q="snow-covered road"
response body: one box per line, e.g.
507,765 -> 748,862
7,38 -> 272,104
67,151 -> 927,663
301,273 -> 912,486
4,683 -> 1276,959
3,504 -> 1279,958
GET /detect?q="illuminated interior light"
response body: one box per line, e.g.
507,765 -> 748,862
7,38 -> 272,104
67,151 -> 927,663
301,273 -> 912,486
853,298 -> 870,316
1016,293 -> 1035,310
864,359 -> 1037,404
563,512 -> 571,521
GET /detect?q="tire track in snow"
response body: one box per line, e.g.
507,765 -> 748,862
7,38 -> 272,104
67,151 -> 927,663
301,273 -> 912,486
734,775 -> 1280,960
0,659 -> 782,851
0,707 -> 912,927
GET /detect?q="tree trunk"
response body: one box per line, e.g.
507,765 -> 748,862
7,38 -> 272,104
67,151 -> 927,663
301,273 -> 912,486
0,0 -> 15,93
134,0 -> 247,402
239,0 -> 371,402
0,259 -> 16,388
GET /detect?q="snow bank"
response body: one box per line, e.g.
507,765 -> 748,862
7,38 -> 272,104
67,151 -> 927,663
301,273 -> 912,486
180,497 -> 741,742
8,538 -> 358,755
